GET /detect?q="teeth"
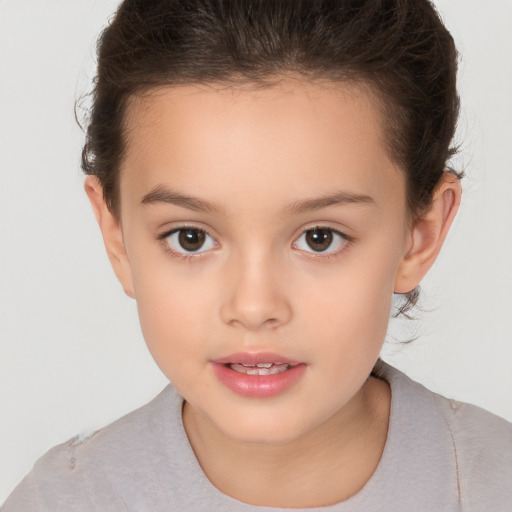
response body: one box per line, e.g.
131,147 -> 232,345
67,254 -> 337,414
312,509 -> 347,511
241,362 -> 273,368
247,367 -> 265,375
229,363 -> 291,375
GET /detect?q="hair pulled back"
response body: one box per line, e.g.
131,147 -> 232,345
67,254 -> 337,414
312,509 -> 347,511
81,0 -> 460,314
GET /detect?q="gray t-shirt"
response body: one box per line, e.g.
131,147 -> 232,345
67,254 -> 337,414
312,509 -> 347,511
3,361 -> 512,511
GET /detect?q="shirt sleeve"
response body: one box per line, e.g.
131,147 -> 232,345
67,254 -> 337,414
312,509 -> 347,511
1,440 -> 96,512
441,398 -> 512,511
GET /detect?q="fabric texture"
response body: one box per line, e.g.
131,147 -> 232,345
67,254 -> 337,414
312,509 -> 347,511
3,361 -> 512,511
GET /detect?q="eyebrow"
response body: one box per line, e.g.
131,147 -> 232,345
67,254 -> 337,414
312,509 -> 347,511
285,191 -> 375,215
141,185 -> 224,213
141,185 -> 374,215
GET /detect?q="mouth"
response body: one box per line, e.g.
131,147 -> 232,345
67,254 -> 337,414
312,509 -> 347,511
212,352 -> 301,372
226,362 -> 294,376
211,352 -> 306,398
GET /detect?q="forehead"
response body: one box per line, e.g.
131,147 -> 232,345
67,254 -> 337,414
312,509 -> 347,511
119,79 -> 405,214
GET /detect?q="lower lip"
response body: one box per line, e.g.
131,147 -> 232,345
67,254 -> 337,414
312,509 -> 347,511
211,362 -> 306,398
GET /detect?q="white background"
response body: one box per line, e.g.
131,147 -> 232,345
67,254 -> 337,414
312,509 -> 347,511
1,0 -> 511,503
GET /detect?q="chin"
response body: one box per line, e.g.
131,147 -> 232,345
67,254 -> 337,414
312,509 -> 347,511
214,410 -> 314,446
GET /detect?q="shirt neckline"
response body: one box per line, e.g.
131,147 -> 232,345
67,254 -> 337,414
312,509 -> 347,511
155,359 -> 458,510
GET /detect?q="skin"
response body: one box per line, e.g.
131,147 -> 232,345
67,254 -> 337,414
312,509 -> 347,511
86,79 -> 461,507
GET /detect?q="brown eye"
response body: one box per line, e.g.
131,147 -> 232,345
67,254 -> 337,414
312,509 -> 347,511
294,227 -> 348,255
304,228 -> 333,252
164,228 -> 216,254
178,229 -> 206,251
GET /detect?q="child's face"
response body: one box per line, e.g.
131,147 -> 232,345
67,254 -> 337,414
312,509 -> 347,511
110,80 -> 412,443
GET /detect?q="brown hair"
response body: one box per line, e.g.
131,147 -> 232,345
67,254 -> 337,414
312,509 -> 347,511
81,0 -> 461,314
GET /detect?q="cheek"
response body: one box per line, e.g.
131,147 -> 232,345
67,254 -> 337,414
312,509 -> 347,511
306,280 -> 392,354
297,246 -> 399,347
130,259 -> 217,372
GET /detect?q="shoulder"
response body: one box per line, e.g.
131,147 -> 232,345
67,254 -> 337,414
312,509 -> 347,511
1,385 -> 181,512
436,395 -> 512,511
377,360 -> 512,511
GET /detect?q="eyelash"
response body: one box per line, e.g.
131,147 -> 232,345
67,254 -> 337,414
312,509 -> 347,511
157,225 -> 215,262
293,226 -> 353,260
157,225 -> 353,261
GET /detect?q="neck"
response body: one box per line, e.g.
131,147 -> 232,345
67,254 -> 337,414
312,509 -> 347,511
182,376 -> 390,508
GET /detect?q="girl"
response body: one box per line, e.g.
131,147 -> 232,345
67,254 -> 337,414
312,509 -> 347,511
2,1 -> 511,510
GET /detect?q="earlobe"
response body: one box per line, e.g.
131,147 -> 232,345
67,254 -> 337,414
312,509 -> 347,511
84,176 -> 135,298
394,172 -> 462,294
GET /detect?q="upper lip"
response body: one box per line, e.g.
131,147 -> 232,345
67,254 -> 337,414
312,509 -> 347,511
211,352 -> 301,365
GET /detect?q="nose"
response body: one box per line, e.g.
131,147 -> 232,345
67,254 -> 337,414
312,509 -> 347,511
219,250 -> 292,331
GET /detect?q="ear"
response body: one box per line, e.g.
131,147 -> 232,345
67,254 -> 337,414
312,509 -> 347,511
84,176 -> 135,298
394,172 -> 462,294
